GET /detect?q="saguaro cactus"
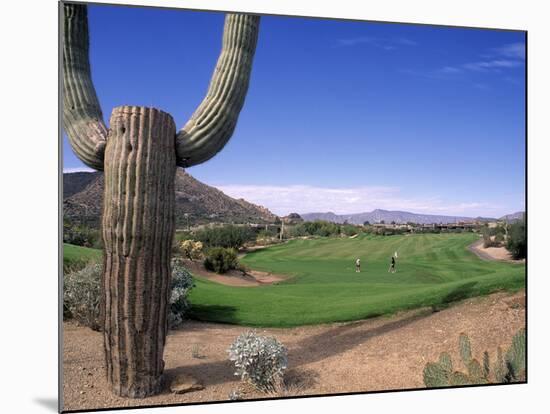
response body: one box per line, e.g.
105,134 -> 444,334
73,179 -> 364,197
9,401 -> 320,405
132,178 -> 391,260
63,3 -> 260,398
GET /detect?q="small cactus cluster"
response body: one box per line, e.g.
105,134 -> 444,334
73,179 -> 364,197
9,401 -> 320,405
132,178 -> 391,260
423,329 -> 526,387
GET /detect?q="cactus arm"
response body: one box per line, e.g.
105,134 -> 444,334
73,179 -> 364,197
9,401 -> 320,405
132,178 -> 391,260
63,4 -> 107,171
175,14 -> 260,168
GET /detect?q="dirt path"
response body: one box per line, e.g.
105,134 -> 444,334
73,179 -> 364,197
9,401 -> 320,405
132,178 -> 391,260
62,290 -> 525,411
468,239 -> 525,263
182,259 -> 286,287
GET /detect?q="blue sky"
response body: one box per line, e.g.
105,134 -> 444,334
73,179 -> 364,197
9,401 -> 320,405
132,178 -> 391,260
63,4 -> 526,218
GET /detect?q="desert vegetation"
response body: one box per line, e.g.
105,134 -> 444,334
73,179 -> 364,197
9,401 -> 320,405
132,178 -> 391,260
506,216 -> 526,259
203,247 -> 240,274
423,329 -> 525,387
61,2 -> 526,408
228,330 -> 288,392
62,2 -> 260,397
63,255 -> 195,331
194,225 -> 256,249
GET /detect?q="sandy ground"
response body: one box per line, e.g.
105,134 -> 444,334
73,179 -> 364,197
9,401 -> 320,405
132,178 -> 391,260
182,258 -> 285,287
62,289 -> 525,411
468,239 -> 525,263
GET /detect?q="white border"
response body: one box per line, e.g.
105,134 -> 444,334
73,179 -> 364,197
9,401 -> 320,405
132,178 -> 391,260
2,0 -> 548,413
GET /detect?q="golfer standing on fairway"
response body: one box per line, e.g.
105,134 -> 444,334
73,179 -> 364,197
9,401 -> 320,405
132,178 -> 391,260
355,258 -> 361,273
389,255 -> 396,273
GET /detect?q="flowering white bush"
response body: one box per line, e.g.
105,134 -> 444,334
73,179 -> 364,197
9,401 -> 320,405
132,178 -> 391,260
168,258 -> 195,329
227,330 -> 288,392
63,262 -> 102,331
64,258 -> 194,330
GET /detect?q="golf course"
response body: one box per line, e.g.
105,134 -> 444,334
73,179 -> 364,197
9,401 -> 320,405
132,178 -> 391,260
190,233 -> 524,326
63,232 -> 525,327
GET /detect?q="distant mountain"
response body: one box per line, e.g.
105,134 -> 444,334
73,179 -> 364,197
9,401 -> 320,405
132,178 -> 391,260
63,170 -> 278,228
62,171 -> 98,199
301,209 -> 496,225
499,211 -> 525,222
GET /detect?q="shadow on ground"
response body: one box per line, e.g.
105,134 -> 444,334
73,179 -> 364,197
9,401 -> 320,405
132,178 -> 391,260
188,305 -> 238,324
432,281 -> 478,311
287,309 -> 433,367
166,308 -> 434,389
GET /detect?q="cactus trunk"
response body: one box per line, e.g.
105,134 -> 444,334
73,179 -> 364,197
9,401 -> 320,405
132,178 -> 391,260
101,106 -> 176,397
63,3 -> 260,398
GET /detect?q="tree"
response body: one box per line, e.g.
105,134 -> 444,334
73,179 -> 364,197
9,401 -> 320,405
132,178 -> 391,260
195,225 -> 255,249
506,215 -> 526,259
63,4 -> 260,397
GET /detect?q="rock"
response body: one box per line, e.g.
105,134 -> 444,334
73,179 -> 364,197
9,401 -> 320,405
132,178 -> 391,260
170,374 -> 204,394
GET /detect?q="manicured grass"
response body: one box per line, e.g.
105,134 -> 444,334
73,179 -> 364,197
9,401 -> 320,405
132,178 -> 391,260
63,234 -> 526,327
63,243 -> 102,271
188,233 -> 525,327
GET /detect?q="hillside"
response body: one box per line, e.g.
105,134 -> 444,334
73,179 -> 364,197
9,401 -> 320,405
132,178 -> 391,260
63,170 -> 278,228
500,211 -> 525,222
301,209 -> 496,225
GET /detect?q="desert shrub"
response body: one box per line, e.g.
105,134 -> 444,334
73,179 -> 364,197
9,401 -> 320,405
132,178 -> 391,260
195,225 -> 255,249
175,230 -> 194,243
204,247 -> 239,274
286,224 -> 308,238
340,224 -> 359,236
506,217 -> 526,259
228,389 -> 243,400
423,329 -> 525,387
180,239 -> 204,261
168,258 -> 195,329
483,232 -> 500,248
288,220 -> 342,238
63,220 -> 102,249
236,262 -> 250,276
227,330 -> 288,392
64,258 -> 194,331
489,224 -> 507,237
257,229 -> 277,240
63,261 -> 102,331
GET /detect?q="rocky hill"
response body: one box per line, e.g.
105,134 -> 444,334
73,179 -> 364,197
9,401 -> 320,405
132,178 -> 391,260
301,209 -> 496,225
63,170 -> 278,228
499,211 -> 525,222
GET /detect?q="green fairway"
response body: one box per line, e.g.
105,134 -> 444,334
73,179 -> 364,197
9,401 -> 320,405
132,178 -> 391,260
63,233 -> 526,328
188,233 -> 525,327
63,243 -> 102,271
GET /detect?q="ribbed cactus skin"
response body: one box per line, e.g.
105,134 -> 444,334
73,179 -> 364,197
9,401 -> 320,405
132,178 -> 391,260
63,4 -> 107,170
102,106 -> 176,397
63,3 -> 261,398
175,14 -> 260,167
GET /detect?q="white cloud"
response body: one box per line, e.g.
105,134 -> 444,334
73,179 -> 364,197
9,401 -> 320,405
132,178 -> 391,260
63,167 -> 95,173
215,184 -> 503,217
462,59 -> 523,71
428,43 -> 525,78
492,42 -> 525,60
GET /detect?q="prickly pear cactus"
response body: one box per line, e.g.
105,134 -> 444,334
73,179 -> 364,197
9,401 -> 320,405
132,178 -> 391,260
423,330 -> 525,388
